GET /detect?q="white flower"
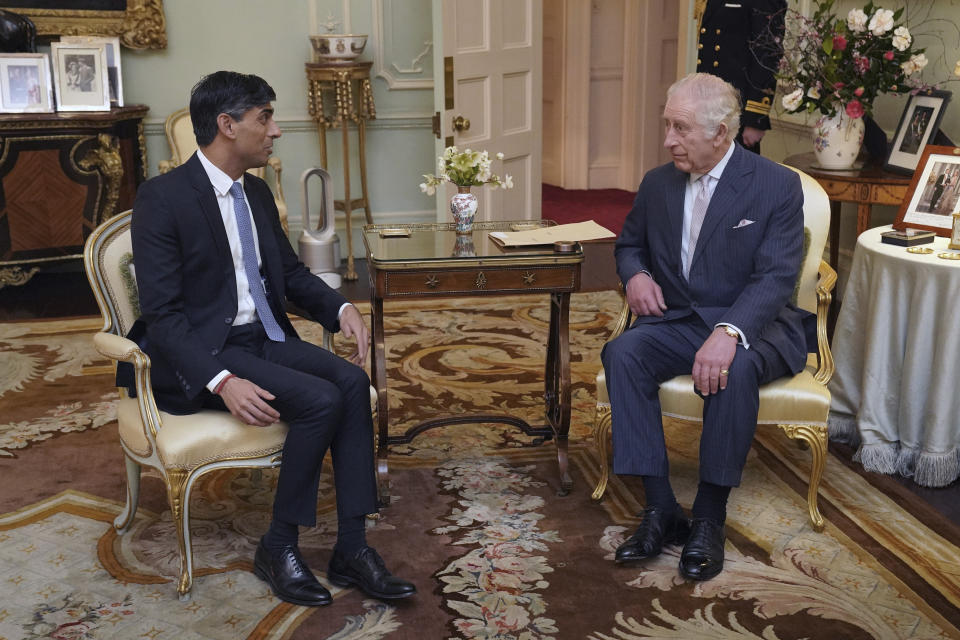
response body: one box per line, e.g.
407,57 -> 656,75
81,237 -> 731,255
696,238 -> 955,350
954,59 -> 960,77
806,86 -> 821,100
892,26 -> 911,51
782,88 -> 804,111
847,9 -> 868,32
503,174 -> 514,189
901,52 -> 928,75
868,9 -> 894,35
420,182 -> 436,196
496,152 -> 504,160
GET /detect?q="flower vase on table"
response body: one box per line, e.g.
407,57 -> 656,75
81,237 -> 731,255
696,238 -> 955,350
450,186 -> 478,235
813,110 -> 865,170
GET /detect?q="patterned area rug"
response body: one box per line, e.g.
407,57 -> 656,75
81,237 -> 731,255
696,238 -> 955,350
0,293 -> 958,640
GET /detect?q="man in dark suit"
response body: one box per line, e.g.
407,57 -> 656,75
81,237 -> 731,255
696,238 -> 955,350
130,71 -> 415,606
696,0 -> 785,153
602,73 -> 809,580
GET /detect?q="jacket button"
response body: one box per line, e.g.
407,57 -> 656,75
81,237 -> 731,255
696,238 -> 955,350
713,61 -> 719,67
224,317 -> 233,324
211,348 -> 218,355
715,45 -> 720,51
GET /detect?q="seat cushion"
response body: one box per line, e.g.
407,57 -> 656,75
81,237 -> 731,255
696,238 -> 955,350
596,363 -> 830,425
117,398 -> 288,469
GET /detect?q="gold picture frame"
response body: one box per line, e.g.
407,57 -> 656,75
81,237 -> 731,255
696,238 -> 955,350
893,145 -> 960,237
0,1 -> 166,50
950,214 -> 960,251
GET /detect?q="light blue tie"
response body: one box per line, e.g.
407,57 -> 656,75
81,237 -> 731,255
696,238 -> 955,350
229,181 -> 285,342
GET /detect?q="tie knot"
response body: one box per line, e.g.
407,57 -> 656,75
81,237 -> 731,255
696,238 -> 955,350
229,181 -> 244,199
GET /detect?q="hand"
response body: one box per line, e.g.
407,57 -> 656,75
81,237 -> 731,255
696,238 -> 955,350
219,376 -> 280,426
692,328 -> 738,396
339,304 -> 370,367
741,126 -> 765,148
625,272 -> 667,317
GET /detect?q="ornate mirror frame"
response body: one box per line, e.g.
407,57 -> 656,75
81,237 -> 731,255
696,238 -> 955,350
0,0 -> 166,50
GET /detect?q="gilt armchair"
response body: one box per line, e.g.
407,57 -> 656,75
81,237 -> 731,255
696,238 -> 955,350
157,107 -> 288,233
83,209 -> 374,600
591,167 -> 836,532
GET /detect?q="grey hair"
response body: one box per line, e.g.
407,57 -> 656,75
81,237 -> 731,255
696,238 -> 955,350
666,73 -> 740,143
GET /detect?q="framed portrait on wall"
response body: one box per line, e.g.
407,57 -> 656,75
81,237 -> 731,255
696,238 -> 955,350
50,41 -> 110,111
61,35 -> 123,106
893,145 -> 960,237
0,53 -> 53,113
885,89 -> 952,175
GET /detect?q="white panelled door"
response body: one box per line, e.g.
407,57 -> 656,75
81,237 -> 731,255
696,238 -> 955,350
432,0 -> 543,222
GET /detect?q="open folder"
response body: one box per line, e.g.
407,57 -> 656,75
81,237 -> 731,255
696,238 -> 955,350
489,220 -> 616,247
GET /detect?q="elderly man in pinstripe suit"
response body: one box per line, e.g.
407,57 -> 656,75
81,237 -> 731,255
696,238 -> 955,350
602,73 -> 812,581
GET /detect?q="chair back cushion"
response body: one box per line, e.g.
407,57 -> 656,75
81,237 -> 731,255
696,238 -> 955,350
84,210 -> 140,337
785,166 -> 830,314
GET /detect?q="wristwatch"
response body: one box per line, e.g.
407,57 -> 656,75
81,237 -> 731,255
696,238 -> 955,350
721,325 -> 739,340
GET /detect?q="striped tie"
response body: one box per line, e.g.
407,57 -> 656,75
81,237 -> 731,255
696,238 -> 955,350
684,175 -> 711,280
229,181 -> 285,342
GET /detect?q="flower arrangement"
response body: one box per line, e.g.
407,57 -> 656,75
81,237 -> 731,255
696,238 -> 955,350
420,146 -> 514,195
777,0 -> 934,120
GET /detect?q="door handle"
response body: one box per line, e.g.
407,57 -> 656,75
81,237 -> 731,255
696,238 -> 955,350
452,115 -> 470,132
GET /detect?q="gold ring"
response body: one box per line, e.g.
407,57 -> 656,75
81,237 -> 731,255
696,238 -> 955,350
719,369 -> 729,376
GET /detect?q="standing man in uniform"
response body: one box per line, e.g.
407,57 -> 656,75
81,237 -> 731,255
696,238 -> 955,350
696,0 -> 786,153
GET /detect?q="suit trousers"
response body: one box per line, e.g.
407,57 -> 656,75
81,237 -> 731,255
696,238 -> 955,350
203,323 -> 377,526
601,316 -> 791,487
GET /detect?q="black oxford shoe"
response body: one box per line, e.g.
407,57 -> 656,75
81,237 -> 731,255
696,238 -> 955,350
327,546 -> 416,600
615,506 -> 691,564
679,518 -> 725,581
253,538 -> 332,606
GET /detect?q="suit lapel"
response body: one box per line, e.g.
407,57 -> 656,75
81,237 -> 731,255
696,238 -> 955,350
666,167 -> 686,260
690,145 -> 750,271
186,154 -> 233,265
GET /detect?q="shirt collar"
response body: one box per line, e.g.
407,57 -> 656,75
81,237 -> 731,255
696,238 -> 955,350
196,148 -> 244,197
689,141 -> 735,185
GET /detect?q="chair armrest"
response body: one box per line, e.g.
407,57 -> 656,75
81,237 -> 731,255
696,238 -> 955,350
93,332 -> 163,442
610,284 -> 632,340
93,332 -> 142,361
814,259 -> 837,385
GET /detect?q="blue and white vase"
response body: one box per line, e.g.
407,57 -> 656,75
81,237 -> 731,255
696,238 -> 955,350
450,186 -> 478,235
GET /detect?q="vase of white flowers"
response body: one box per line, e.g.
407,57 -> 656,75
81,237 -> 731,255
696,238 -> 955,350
420,146 -> 513,234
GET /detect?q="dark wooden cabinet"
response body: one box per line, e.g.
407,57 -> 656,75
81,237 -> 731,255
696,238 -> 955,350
0,105 -> 148,286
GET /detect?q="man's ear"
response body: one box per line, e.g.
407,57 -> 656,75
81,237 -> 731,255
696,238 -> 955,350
713,122 -> 729,147
216,113 -> 236,140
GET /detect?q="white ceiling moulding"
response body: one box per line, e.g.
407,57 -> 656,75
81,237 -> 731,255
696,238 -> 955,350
372,0 -> 434,90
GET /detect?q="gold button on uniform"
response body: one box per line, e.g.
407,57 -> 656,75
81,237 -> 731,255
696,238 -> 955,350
713,61 -> 719,67
698,43 -> 703,49
697,59 -> 702,65
715,45 -> 720,51
700,27 -> 706,33
716,28 -> 721,34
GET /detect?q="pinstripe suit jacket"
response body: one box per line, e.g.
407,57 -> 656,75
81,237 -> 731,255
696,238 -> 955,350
615,144 -> 813,373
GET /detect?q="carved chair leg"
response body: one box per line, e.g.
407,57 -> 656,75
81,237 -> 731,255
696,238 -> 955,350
114,455 -> 141,533
164,468 -> 194,600
591,405 -> 613,501
778,423 -> 827,532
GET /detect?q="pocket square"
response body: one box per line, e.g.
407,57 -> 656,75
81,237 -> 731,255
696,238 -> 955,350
733,219 -> 755,229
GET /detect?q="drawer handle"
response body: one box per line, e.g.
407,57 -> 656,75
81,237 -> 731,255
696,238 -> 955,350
475,272 -> 487,289
425,274 -> 440,288
522,271 -> 536,285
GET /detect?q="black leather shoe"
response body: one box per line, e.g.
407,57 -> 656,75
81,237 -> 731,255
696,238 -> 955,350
253,538 -> 332,606
615,506 -> 690,564
679,518 -> 725,581
327,546 -> 416,600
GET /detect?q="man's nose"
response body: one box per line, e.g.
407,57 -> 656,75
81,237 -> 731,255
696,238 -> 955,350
269,122 -> 282,138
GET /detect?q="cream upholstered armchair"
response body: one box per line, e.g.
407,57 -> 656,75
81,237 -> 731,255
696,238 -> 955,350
157,107 -> 288,233
83,210 -> 374,600
591,167 -> 836,532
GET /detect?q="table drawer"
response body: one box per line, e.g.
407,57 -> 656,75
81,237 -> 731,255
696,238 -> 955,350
381,265 -> 580,297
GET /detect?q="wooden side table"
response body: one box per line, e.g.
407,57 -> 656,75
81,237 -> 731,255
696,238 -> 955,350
305,60 -> 376,281
784,153 -> 912,271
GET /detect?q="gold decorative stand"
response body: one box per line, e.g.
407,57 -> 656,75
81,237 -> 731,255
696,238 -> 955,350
305,60 -> 376,280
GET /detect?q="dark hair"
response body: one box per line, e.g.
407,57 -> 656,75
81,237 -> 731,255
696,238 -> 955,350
189,71 -> 276,146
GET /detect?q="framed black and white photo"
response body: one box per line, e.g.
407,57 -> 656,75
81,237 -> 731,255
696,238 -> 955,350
894,145 -> 960,237
50,41 -> 110,112
0,53 -> 53,113
885,89 -> 952,175
61,35 -> 123,106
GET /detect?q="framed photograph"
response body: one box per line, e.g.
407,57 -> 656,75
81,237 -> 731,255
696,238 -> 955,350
885,89 -> 952,175
950,214 -> 960,250
893,145 -> 960,236
61,35 -> 123,106
50,41 -> 110,112
0,53 -> 53,113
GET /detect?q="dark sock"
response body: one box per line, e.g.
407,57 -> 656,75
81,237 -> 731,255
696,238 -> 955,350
334,515 -> 367,556
641,475 -> 678,511
692,481 -> 731,523
263,519 -> 299,550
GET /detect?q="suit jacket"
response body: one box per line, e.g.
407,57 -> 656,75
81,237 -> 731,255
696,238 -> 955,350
122,153 -> 349,413
615,144 -> 814,373
697,0 -> 785,131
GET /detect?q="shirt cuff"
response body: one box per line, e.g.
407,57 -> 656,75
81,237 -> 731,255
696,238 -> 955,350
716,323 -> 750,349
207,370 -> 231,393
337,302 -> 353,321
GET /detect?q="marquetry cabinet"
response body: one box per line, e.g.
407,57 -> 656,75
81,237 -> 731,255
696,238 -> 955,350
0,105 -> 148,287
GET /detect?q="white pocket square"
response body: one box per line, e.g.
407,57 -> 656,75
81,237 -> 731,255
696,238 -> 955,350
733,219 -> 755,229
